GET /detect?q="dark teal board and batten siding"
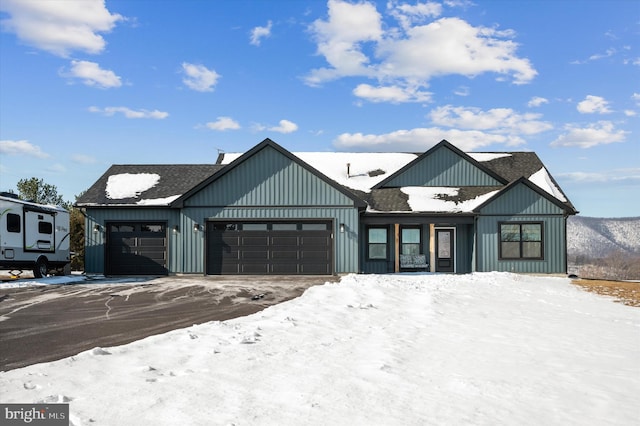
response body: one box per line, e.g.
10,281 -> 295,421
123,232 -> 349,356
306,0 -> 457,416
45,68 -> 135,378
84,208 -> 179,274
359,222 -> 474,274
477,182 -> 566,216
381,146 -> 503,188
180,207 -> 359,274
178,145 -> 361,274
184,146 -> 355,207
475,183 -> 568,274
476,215 -> 567,273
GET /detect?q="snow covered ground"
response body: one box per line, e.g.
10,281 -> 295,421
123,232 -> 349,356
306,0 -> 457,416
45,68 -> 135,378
1,273 -> 638,426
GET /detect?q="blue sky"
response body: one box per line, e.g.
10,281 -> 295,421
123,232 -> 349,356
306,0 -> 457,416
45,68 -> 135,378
0,0 -> 638,217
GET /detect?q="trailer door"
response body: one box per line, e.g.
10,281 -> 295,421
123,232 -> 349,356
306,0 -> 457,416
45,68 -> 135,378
24,209 -> 55,252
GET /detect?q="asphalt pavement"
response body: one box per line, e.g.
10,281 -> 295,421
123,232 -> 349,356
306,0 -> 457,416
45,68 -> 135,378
0,275 -> 335,371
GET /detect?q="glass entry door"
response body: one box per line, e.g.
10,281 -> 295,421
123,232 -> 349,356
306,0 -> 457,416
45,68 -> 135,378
435,228 -> 455,272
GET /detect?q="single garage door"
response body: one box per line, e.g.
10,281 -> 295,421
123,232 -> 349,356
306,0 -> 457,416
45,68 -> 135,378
206,221 -> 333,275
106,222 -> 168,275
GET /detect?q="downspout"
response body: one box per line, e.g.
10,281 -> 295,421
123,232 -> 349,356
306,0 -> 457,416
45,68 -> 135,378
474,215 -> 479,273
563,212 -> 568,275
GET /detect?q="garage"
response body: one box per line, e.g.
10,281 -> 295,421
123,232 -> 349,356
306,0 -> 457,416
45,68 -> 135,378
206,221 -> 333,275
106,222 -> 168,275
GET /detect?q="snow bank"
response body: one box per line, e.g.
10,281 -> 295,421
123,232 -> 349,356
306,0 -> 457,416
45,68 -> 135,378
0,275 -> 87,289
1,273 -> 638,425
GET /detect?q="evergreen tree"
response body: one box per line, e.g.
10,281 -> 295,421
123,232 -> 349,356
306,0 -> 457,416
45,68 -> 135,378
16,177 -> 65,206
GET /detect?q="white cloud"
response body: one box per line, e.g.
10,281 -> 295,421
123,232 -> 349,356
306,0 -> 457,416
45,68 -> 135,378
588,48 -> 616,61
269,119 -> 298,134
558,168 -> 640,184
250,20 -> 272,46
577,95 -> 612,114
0,0 -> 123,57
528,96 -> 549,107
0,139 -> 49,158
429,105 -> 553,135
632,93 -> 640,105
206,117 -> 241,131
623,110 -> 636,117
306,0 -> 383,85
181,63 -> 220,92
89,106 -> 169,119
387,0 -> 442,30
64,60 -> 122,88
306,1 -> 536,102
72,154 -> 97,164
453,86 -> 470,97
353,83 -> 432,103
334,127 -> 519,152
334,101 -> 558,152
254,119 -> 299,134
46,163 -> 66,173
550,121 -> 627,148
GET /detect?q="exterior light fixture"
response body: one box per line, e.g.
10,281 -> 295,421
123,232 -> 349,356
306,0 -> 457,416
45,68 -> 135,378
93,224 -> 101,233
193,223 -> 200,232
173,225 -> 179,234
340,223 -> 345,233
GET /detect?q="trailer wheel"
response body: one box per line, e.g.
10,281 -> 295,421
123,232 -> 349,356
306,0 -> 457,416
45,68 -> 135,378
33,257 -> 48,278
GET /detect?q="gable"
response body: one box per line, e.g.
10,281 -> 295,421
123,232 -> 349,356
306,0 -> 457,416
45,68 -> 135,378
375,141 -> 505,188
476,179 -> 567,215
182,141 -> 360,207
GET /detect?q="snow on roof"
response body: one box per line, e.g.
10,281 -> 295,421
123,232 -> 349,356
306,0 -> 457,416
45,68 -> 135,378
467,152 -> 513,162
298,152 -> 418,192
529,168 -> 567,202
106,173 -> 161,199
399,187 -> 500,213
136,195 -> 181,206
222,152 -> 418,192
221,149 -> 569,207
0,195 -> 67,212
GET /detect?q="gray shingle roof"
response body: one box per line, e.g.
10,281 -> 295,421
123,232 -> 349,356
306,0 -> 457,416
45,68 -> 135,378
76,164 -> 223,206
75,141 -> 575,214
480,152 -> 544,181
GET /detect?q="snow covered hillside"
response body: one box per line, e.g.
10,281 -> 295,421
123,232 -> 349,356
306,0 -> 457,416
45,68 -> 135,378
1,273 -> 638,426
567,216 -> 640,259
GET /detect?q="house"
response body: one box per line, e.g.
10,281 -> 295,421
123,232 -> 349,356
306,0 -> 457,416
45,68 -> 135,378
76,138 -> 577,275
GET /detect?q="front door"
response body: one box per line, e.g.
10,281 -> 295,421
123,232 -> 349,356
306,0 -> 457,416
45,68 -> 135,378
435,228 -> 455,272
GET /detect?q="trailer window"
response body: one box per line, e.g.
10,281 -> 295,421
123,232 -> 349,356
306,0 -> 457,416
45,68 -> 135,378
39,221 -> 53,234
7,214 -> 20,233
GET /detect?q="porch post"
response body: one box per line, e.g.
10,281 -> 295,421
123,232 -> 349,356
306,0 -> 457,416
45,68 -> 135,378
429,223 -> 436,272
394,223 -> 400,272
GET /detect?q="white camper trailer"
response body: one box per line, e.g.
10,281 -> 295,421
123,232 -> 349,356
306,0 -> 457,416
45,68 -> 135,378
0,194 -> 71,278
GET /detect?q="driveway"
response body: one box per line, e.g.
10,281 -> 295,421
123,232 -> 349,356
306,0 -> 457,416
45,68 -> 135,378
0,275 -> 336,371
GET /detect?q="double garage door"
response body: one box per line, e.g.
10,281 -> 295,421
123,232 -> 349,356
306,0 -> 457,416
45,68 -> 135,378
106,222 -> 168,275
206,220 -> 333,275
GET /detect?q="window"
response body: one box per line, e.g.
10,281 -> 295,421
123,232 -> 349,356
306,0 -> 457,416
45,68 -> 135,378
500,222 -> 543,260
7,213 -> 20,233
212,223 -> 237,231
243,223 -> 268,231
272,223 -> 297,231
368,227 -> 388,260
142,224 -> 164,233
38,221 -> 53,234
110,224 -> 135,232
302,223 -> 328,231
401,228 -> 421,255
